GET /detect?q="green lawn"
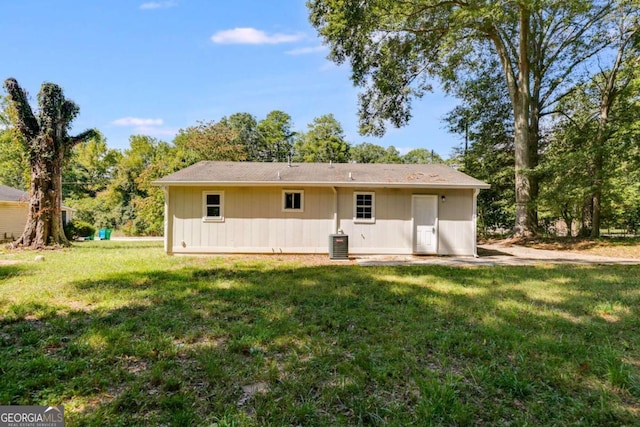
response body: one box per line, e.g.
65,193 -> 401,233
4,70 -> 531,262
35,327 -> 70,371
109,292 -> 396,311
1,242 -> 639,426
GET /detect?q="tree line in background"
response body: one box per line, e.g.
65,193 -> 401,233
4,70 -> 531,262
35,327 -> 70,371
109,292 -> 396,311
0,105 -> 443,237
2,89 -> 639,239
2,86 -> 639,238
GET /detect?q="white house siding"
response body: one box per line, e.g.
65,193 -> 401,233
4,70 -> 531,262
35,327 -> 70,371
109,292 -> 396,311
169,186 -> 336,254
0,202 -> 28,239
336,188 -> 413,254
168,186 -> 477,256
335,188 -> 475,255
0,203 -> 74,241
436,189 -> 476,255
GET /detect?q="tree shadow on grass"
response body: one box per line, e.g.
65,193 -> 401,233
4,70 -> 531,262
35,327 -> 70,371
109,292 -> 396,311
1,264 -> 639,425
0,264 -> 25,282
476,246 -> 515,257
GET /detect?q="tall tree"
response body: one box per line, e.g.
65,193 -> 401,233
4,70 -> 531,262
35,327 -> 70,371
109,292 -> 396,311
543,70 -> 640,236
349,142 -> 403,163
293,114 -> 350,162
349,142 -> 389,163
103,135 -> 173,234
174,120 -> 246,164
537,118 -> 592,235
110,135 -> 166,206
584,3 -> 639,237
382,146 -> 403,163
308,0 -> 614,237
256,110 -> 295,162
220,113 -> 261,161
403,148 -> 443,164
3,78 -> 97,248
63,131 -> 120,199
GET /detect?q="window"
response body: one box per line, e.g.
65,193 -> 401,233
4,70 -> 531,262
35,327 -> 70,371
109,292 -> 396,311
354,192 -> 375,223
283,190 -> 304,211
203,191 -> 224,222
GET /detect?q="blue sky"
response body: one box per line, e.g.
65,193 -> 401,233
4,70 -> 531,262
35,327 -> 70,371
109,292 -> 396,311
1,0 -> 463,157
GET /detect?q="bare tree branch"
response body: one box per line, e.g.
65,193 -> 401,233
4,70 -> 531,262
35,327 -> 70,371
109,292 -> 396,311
3,78 -> 39,140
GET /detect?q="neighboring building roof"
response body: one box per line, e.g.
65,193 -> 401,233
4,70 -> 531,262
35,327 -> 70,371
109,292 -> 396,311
0,185 -> 29,202
0,184 -> 75,210
154,161 -> 490,189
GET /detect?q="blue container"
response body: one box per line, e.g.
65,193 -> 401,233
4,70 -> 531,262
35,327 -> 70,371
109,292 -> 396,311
98,229 -> 112,240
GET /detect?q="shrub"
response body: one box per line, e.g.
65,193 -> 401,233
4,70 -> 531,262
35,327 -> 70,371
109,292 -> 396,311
65,220 -> 95,239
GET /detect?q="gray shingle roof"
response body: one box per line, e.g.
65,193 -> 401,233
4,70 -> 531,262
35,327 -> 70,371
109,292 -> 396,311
0,185 -> 28,202
154,161 -> 490,189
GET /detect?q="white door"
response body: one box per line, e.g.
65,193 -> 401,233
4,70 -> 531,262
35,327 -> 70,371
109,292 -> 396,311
413,195 -> 438,254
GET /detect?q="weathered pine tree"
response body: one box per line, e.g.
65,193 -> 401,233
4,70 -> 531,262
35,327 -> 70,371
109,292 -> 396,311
3,78 -> 97,248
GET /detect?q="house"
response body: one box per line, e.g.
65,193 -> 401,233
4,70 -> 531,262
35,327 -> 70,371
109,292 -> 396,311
0,184 -> 75,241
153,161 -> 490,256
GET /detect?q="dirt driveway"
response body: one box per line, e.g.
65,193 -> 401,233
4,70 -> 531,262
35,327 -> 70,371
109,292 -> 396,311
356,243 -> 640,266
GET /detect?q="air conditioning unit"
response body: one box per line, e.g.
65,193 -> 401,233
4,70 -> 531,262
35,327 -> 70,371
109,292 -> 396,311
329,234 -> 349,260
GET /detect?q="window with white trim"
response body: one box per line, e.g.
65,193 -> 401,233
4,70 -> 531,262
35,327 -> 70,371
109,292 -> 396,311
203,191 -> 224,222
354,192 -> 375,223
283,190 -> 304,211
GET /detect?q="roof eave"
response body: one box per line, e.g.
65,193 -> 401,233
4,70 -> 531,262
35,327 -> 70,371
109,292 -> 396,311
152,180 -> 490,189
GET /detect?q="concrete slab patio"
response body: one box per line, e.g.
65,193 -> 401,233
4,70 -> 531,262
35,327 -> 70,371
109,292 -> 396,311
356,243 -> 640,266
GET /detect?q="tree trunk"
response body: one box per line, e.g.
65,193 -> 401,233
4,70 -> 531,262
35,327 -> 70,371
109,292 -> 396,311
12,144 -> 69,248
561,207 -> 573,238
512,5 -> 536,238
513,107 -> 535,238
579,198 -> 593,237
488,5 -> 538,238
591,148 -> 604,238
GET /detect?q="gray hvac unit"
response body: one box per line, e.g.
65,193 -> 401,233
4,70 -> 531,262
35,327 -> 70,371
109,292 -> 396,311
329,234 -> 349,260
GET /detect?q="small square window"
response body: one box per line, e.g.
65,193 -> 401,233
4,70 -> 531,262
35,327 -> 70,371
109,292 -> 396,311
354,192 -> 375,223
203,191 -> 224,222
283,191 -> 304,211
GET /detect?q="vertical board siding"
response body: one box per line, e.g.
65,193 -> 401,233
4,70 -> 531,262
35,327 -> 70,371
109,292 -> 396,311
169,186 -> 476,255
339,188 -> 416,254
437,189 -> 475,255
171,186 -> 335,253
0,203 -> 28,239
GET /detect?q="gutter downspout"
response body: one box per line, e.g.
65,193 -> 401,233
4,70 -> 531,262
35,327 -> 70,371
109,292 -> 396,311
473,188 -> 479,258
163,187 -> 172,254
332,186 -> 339,234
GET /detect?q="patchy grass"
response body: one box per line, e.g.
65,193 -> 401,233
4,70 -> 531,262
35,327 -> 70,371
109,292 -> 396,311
1,241 -> 639,426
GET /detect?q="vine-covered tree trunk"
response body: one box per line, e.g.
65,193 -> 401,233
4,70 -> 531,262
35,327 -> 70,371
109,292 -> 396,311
3,78 -> 97,249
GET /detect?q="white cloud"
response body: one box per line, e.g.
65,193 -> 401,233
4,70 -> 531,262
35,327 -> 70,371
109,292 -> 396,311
139,1 -> 176,10
111,117 -> 177,138
112,117 -> 164,127
211,28 -> 305,45
285,45 -> 327,56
